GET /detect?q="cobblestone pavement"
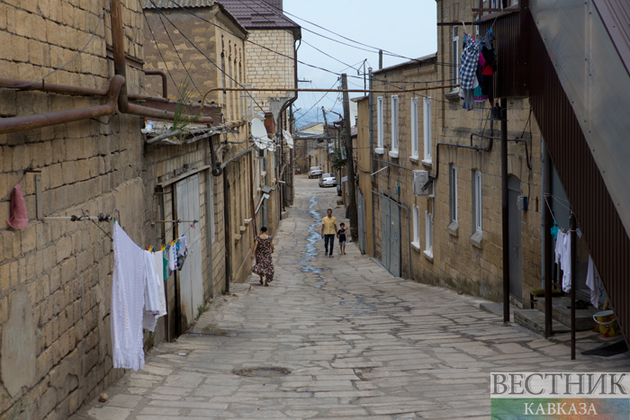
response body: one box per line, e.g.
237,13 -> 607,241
71,176 -> 630,419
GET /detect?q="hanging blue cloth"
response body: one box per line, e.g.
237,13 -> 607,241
550,221 -> 559,240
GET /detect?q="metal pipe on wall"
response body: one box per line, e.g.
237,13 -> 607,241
143,70 -> 168,98
501,98 -> 510,324
0,75 -> 125,135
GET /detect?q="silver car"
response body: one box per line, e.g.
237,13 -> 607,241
308,166 -> 323,178
319,173 -> 337,187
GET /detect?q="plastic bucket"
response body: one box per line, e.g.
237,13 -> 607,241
593,310 -> 620,338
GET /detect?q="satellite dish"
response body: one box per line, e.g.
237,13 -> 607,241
251,119 -> 270,149
267,141 -> 276,152
283,130 -> 294,149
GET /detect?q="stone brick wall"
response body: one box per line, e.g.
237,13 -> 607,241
364,1 -> 544,306
0,1 -> 146,418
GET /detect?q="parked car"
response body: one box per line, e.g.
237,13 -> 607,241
319,173 -> 337,188
308,166 -> 323,178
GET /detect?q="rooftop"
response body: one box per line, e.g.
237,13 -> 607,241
218,0 -> 301,39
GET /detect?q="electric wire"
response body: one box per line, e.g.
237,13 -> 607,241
145,3 -> 203,97
145,0 -> 265,112
0,0 -> 114,88
141,8 -> 183,98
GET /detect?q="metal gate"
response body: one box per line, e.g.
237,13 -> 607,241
381,196 -> 401,277
357,189 -> 366,254
176,174 -> 204,326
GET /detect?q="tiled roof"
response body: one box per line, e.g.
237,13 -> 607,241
142,0 -> 215,8
217,0 -> 300,37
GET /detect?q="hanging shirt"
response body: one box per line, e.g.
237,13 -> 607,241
154,251 -> 167,317
168,244 -> 177,272
111,222 -> 146,371
459,34 -> 480,91
178,236 -> 187,256
586,256 -> 600,309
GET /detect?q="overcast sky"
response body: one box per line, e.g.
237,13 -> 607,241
283,0 -> 438,127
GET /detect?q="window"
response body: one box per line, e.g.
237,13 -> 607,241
424,210 -> 433,259
452,27 -> 459,85
449,165 -> 458,223
389,95 -> 399,158
473,170 -> 482,233
423,97 -> 432,163
376,96 -> 384,153
412,205 -> 420,249
410,97 -> 419,160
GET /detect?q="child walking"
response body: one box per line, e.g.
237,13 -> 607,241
337,223 -> 347,256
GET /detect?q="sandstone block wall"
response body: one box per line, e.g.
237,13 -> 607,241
0,1 -> 146,418
366,11 -> 543,305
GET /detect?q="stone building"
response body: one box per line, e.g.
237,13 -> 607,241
356,2 -> 546,306
219,0 -> 301,231
0,0 -> 148,418
0,0 -> 273,418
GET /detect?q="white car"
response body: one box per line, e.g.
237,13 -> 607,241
308,166 -> 324,178
319,173 -> 337,187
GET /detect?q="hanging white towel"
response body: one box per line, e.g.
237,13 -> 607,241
561,231 -> 572,293
154,250 -> 167,317
143,250 -> 162,332
111,222 -> 146,371
586,255 -> 600,309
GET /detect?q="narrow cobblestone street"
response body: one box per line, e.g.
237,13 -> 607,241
72,177 -> 630,419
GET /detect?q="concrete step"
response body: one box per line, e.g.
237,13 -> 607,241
534,296 -> 598,331
514,309 -> 571,336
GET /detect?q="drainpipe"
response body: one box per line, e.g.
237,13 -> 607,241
143,70 -> 168,98
369,68 -> 375,257
501,98 -> 510,324
223,169 -> 231,294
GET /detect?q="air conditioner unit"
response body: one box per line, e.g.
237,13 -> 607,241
412,170 -> 433,196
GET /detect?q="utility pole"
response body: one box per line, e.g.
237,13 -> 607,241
342,74 -> 358,241
379,50 -> 383,70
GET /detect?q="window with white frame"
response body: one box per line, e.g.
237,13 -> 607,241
473,170 -> 482,234
449,165 -> 458,223
452,27 -> 459,85
412,205 -> 420,249
376,96 -> 384,153
410,97 -> 419,160
423,97 -> 432,163
424,210 -> 433,259
389,95 -> 399,158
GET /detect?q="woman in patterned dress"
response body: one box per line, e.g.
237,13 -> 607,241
251,227 -> 274,286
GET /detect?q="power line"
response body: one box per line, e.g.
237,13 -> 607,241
0,0 -> 113,88
145,3 -> 203,97
141,9 -> 183,98
145,0 -> 265,112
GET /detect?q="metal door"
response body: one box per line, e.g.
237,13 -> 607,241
380,196 -> 401,277
508,176 -> 523,300
389,201 -> 401,277
176,175 -> 204,326
381,198 -> 390,269
357,189 -> 366,254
